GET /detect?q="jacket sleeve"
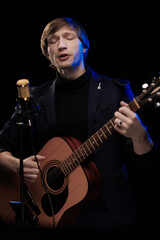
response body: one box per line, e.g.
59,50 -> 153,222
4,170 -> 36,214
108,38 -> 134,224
0,113 -> 20,155
113,77 -> 159,168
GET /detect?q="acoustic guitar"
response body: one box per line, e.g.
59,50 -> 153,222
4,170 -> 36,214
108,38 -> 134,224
0,77 -> 159,229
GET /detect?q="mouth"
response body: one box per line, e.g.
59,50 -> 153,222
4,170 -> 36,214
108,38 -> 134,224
58,53 -> 70,61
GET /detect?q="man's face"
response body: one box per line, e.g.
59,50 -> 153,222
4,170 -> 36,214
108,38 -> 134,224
47,26 -> 84,71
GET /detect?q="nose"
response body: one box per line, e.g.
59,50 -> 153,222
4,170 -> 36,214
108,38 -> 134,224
58,37 -> 67,51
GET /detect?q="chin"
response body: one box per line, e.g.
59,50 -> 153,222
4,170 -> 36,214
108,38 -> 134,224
58,63 -> 74,70
57,57 -> 75,69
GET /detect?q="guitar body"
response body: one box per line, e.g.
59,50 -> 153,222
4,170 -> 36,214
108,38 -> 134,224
0,136 -> 102,229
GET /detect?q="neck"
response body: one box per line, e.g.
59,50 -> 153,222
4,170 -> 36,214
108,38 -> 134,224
57,63 -> 86,80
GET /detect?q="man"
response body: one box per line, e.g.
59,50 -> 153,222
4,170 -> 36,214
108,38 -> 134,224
0,17 -> 156,233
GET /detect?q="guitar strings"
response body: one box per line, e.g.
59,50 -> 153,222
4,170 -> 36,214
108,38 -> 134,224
41,85 -> 160,187
43,119 -> 115,187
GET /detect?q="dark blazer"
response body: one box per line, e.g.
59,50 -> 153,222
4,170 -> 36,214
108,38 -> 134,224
0,66 -> 146,226
32,67 -> 140,225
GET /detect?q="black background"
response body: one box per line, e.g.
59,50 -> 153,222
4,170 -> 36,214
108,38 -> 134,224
0,2 -> 159,235
0,3 -> 159,127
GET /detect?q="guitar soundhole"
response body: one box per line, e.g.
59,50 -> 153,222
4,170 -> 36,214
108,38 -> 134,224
46,167 -> 64,191
42,160 -> 68,194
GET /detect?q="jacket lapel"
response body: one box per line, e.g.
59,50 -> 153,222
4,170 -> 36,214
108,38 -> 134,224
43,80 -> 57,129
87,69 -> 103,138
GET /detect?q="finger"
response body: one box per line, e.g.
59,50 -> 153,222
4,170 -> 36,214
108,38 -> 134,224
23,167 -> 39,175
34,155 -> 46,161
32,155 -> 45,165
114,111 -> 131,124
24,174 -> 38,182
114,117 -> 122,126
120,101 -> 128,107
114,118 -> 128,132
24,155 -> 45,167
117,101 -> 132,119
28,155 -> 45,162
23,159 -> 38,169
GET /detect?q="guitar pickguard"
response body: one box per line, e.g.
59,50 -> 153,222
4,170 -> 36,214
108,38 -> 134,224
41,187 -> 68,216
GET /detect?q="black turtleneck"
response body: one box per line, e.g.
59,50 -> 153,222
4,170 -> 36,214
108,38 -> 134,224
55,66 -> 91,143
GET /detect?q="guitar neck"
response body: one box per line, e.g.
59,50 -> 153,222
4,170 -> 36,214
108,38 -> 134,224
60,98 -> 140,176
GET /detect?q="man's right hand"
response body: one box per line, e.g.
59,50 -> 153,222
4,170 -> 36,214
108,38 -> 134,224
23,155 -> 45,182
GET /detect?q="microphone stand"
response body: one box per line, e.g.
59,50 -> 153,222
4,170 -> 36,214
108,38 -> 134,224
15,100 -> 33,226
14,79 -> 45,227
18,121 -> 25,226
15,79 -> 35,226
15,79 -> 54,228
15,79 -> 55,228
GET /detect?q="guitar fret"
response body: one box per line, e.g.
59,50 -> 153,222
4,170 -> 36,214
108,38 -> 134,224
79,146 -> 88,158
85,141 -> 93,153
60,161 -> 70,176
96,133 -> 103,143
72,156 -> 80,168
92,136 -> 99,147
73,157 -> 79,168
64,160 -> 72,173
69,159 -> 78,170
89,138 -> 97,150
68,156 -> 77,168
72,151 -> 82,167
62,154 -> 79,176
81,146 -> 88,157
76,148 -> 85,162
102,125 -> 109,137
70,154 -> 79,166
99,128 -> 107,139
83,144 -> 91,155
110,119 -> 115,128
106,123 -> 112,135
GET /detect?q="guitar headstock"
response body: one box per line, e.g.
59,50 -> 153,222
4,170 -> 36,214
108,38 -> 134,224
135,76 -> 160,108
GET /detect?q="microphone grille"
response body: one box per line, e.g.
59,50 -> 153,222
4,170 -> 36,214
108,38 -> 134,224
16,79 -> 30,100
16,79 -> 29,86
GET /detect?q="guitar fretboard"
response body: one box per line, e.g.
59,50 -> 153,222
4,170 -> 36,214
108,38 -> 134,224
60,98 -> 140,176
60,117 -> 116,176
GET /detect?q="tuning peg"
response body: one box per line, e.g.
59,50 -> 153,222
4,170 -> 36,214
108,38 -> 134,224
155,102 -> 160,108
142,83 -> 148,92
142,83 -> 148,89
154,92 -> 160,108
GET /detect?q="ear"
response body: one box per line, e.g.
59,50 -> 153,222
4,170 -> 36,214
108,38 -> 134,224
83,48 -> 88,53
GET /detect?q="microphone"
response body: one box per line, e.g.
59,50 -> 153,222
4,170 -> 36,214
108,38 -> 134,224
15,79 -> 39,123
16,79 -> 31,100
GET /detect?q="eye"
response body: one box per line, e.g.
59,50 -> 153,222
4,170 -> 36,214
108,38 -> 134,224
48,37 -> 58,44
64,33 -> 76,40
